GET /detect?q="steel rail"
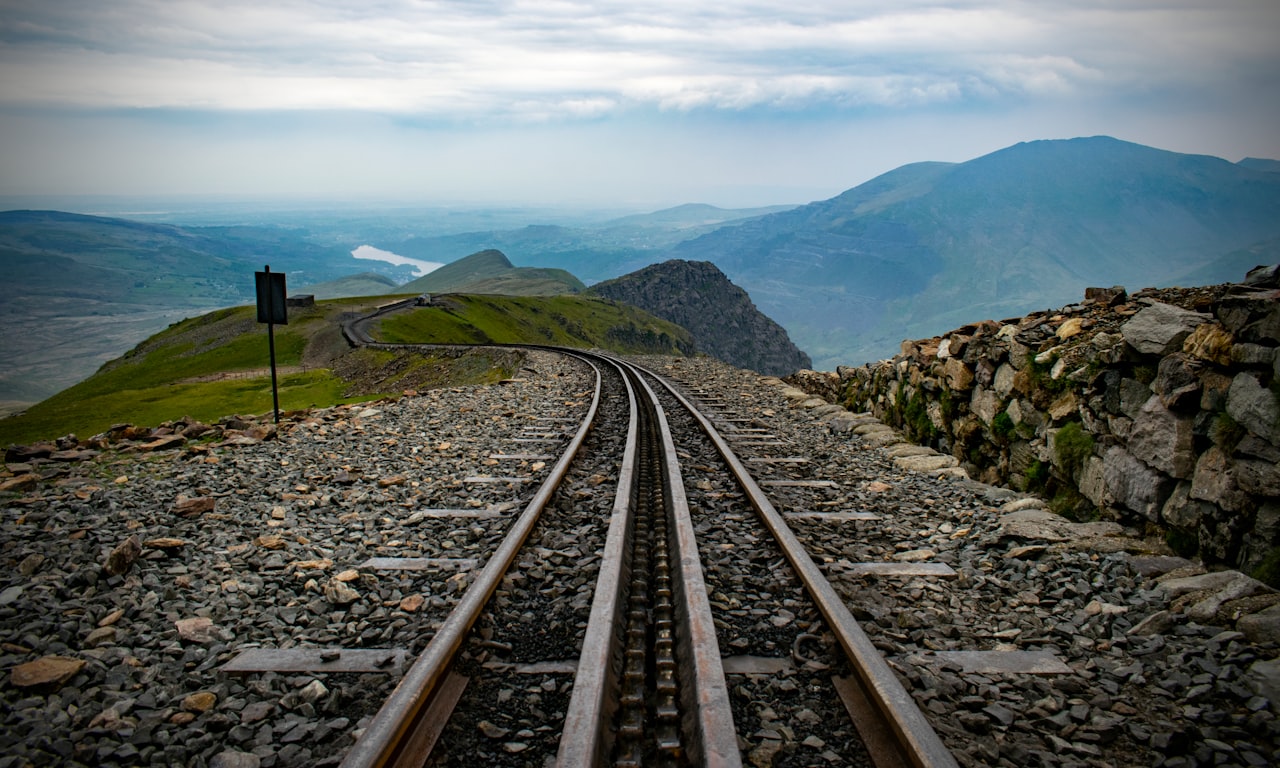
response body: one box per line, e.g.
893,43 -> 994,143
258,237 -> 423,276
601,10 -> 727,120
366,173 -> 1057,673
558,357 -> 741,768
622,359 -> 740,768
556,358 -> 639,766
641,365 -> 961,768
338,354 -> 603,768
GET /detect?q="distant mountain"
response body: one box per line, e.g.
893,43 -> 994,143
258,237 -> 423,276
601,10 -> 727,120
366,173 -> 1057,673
1238,158 -> 1280,174
390,204 -> 794,283
667,137 -> 1280,368
587,260 -> 811,376
399,249 -> 584,295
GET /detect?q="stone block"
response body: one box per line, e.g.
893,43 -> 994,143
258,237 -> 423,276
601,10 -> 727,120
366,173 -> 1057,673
943,357 -> 974,390
1238,502 -> 1280,574
1218,290 -> 1280,344
1008,339 -> 1032,370
1103,446 -> 1175,521
1119,378 -> 1151,419
1227,372 -> 1280,443
1199,370 -> 1233,412
1236,458 -> 1280,497
1151,353 -> 1202,410
1121,302 -> 1211,355
1047,390 -> 1079,422
993,363 -> 1013,396
1231,343 -> 1277,367
1129,395 -> 1196,479
1238,608 -> 1280,646
1190,446 -> 1252,513
970,386 -> 1001,426
1057,317 -> 1085,340
1161,481 -> 1215,530
1079,456 -> 1109,509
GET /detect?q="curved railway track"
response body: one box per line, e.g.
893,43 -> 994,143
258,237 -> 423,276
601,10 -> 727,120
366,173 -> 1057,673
333,302 -> 959,768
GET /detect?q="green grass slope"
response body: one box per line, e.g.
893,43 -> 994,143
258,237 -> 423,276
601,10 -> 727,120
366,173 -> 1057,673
399,249 -> 515,292
445,268 -> 586,296
1,293 -> 693,445
375,294 -> 695,354
398,249 -> 585,295
299,271 -> 401,298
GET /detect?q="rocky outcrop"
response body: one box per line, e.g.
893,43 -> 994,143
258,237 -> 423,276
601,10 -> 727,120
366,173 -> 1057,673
587,260 -> 812,376
790,265 -> 1280,575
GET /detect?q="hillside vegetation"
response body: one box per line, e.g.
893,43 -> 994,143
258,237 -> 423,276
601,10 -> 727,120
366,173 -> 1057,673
0,293 -> 692,445
375,294 -> 695,353
399,249 -> 585,295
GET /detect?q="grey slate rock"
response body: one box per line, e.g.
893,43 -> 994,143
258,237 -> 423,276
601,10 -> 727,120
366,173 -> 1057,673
1121,302 -> 1211,355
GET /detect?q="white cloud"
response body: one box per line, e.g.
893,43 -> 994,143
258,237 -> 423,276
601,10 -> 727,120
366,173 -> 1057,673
2,1 -> 1275,118
1,1 -> 1277,204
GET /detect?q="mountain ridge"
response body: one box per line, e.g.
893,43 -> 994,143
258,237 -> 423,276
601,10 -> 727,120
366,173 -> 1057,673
667,136 -> 1280,368
587,260 -> 811,376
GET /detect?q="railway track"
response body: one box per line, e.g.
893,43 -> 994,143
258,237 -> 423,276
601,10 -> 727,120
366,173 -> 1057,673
331,305 -> 960,768
5,311 -> 1275,767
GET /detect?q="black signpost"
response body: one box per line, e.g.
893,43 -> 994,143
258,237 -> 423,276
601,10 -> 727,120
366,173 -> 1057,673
255,265 -> 288,424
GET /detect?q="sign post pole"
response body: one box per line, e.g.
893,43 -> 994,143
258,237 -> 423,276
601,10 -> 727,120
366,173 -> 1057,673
255,265 -> 288,424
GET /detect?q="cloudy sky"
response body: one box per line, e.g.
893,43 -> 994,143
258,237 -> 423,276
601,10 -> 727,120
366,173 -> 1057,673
1,1 -> 1277,208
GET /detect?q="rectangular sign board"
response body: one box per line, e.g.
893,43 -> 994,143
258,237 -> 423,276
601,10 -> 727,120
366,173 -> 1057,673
255,270 -> 288,325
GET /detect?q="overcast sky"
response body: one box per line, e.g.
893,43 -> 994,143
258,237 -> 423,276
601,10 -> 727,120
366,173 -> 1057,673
1,1 -> 1277,208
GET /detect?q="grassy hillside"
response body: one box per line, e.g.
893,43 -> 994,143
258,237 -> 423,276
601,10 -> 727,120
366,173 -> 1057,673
299,271 -> 401,298
399,249 -> 585,295
375,294 -> 694,354
0,293 -> 694,445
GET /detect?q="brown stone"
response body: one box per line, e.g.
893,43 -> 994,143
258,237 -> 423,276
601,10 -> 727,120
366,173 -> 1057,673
84,626 -> 116,647
182,691 -> 218,712
11,656 -> 86,688
143,537 -> 187,549
103,535 -> 142,576
942,358 -> 974,390
175,617 -> 216,643
0,473 -> 40,494
254,535 -> 287,550
399,594 -> 425,612
174,496 -> 216,516
1048,391 -> 1078,421
377,475 -> 407,488
140,435 -> 187,452
1085,286 -> 1127,305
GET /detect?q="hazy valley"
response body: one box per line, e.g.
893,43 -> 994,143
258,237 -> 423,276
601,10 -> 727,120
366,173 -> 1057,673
3,136 -> 1279,411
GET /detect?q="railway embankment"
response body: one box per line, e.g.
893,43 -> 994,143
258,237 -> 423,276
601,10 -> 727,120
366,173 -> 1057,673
787,265 -> 1280,583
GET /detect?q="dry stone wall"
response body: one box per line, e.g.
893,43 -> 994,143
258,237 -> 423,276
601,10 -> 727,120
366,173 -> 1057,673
789,266 -> 1280,575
